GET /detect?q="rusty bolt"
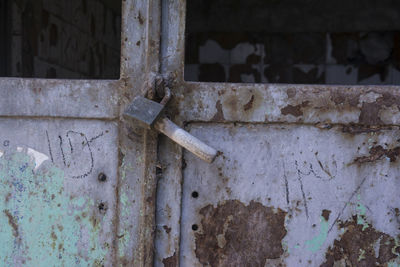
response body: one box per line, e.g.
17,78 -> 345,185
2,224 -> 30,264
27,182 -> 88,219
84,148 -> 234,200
98,173 -> 107,182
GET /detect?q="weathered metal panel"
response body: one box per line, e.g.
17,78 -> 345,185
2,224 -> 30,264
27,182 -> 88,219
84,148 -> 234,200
160,0 -> 185,81
152,0 -> 400,266
154,0 -> 186,265
177,82 -> 400,126
154,135 -> 183,267
117,0 -> 161,265
0,79 -> 120,119
180,123 -> 400,266
0,118 -> 118,266
0,0 -> 162,266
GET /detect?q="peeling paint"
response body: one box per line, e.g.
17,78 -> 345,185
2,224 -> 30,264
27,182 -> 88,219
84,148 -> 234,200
356,195 -> 369,231
0,149 -> 107,266
195,200 -> 287,267
322,215 -> 400,266
306,210 -> 330,253
162,251 -> 178,267
353,145 -> 400,164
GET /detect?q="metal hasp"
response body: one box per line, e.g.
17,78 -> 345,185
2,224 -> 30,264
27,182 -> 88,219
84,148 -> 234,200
124,96 -> 218,163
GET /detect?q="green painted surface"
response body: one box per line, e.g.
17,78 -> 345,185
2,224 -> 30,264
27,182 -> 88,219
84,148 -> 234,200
306,216 -> 329,253
0,151 -> 107,266
388,261 -> 400,267
356,194 -> 369,231
117,157 -> 135,259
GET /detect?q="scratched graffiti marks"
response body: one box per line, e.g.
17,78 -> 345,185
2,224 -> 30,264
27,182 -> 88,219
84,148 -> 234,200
46,130 -> 105,179
182,124 -> 400,266
289,158 -> 338,220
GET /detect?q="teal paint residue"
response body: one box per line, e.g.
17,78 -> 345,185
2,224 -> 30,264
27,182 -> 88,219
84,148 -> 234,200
393,236 -> 400,255
388,261 -> 400,267
356,194 -> 369,231
0,151 -> 107,266
118,158 -> 135,258
306,216 -> 329,253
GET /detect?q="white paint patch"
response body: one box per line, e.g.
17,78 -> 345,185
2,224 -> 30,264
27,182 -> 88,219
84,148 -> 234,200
0,149 -> 3,158
27,148 -> 49,170
17,146 -> 49,170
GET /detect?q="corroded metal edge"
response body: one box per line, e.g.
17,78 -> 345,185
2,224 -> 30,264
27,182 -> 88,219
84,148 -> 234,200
116,0 -> 161,266
178,82 -> 400,126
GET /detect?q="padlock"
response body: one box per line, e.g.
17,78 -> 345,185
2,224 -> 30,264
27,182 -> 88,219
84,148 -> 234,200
124,96 -> 166,130
124,94 -> 218,163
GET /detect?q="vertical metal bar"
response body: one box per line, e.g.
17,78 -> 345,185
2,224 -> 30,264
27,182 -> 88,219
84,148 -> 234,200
155,0 -> 187,266
117,0 -> 161,266
160,0 -> 186,83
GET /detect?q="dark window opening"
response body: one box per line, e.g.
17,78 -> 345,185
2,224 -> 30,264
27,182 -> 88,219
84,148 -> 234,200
0,0 -> 121,79
185,0 -> 400,85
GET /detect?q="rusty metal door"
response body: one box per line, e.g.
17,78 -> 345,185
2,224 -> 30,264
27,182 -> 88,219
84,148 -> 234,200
155,1 -> 400,266
0,0 -> 161,266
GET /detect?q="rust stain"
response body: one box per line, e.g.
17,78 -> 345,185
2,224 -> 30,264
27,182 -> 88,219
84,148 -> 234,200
211,100 -> 225,122
51,231 -> 57,240
342,124 -> 392,134
163,225 -> 171,234
195,200 -> 287,267
353,145 -> 400,164
243,95 -> 255,111
359,102 -> 384,125
218,89 -> 226,96
138,11 -> 144,25
322,210 -> 331,221
321,216 -> 399,266
281,101 -> 309,117
358,92 -> 400,125
162,252 -> 178,267
330,89 -> 360,107
4,210 -> 19,238
5,193 -> 11,203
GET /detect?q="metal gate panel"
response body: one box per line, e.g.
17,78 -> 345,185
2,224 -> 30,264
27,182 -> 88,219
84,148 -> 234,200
0,119 -> 118,266
180,123 -> 400,266
0,0 -> 162,265
154,0 -> 400,266
154,0 -> 185,265
116,0 -> 161,265
178,83 -> 400,126
0,79 -> 119,118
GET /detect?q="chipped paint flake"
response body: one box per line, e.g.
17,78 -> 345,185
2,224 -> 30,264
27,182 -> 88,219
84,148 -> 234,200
356,195 -> 369,231
27,148 -> 49,170
0,149 -> 107,266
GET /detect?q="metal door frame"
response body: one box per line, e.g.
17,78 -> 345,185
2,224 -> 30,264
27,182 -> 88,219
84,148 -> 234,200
0,0 -> 162,265
155,0 -> 400,265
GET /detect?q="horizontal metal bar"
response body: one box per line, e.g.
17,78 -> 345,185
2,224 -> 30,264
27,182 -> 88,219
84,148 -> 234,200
177,81 -> 400,126
0,78 -> 120,118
